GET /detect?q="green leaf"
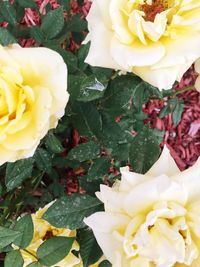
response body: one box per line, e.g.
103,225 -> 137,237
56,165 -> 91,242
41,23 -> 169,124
17,0 -> 38,8
67,141 -> 100,162
45,131 -> 64,153
56,49 -> 78,73
158,104 -> 171,118
27,263 -> 41,267
15,5 -> 25,22
0,2 -> 17,26
0,183 -> 2,196
78,228 -> 103,267
99,111 -> 126,143
99,260 -> 112,267
79,157 -> 110,195
77,76 -> 106,102
78,44 -> 90,70
172,99 -> 184,126
6,158 -> 34,191
77,0 -> 84,5
68,74 -> 86,102
34,148 -> 52,173
30,26 -> 45,43
43,194 -> 103,229
79,176 -> 102,196
13,215 -> 34,249
129,126 -> 161,174
102,75 -> 141,114
158,98 -> 184,125
91,67 -> 113,81
67,14 -> 88,32
37,236 -> 75,266
58,0 -> 70,13
4,250 -> 24,267
146,84 -> 163,98
70,102 -> 102,137
0,28 -> 16,46
108,143 -> 130,162
41,7 -> 64,39
0,227 -> 21,249
132,81 -> 147,112
87,157 -> 110,179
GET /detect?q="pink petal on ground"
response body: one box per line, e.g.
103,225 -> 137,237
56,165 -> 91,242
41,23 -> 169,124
189,120 -> 200,136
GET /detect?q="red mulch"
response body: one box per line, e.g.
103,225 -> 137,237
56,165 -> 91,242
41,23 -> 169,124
143,67 -> 200,170
2,0 -> 200,171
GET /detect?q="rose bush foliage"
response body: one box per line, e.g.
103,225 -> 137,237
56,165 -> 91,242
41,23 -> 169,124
0,1 -> 200,267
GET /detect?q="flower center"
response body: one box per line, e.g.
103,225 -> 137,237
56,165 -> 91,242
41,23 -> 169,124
139,0 -> 169,22
121,202 -> 199,266
42,230 -> 54,241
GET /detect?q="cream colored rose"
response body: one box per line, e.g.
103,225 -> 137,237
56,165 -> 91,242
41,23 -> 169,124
19,202 -> 81,267
84,0 -> 200,90
85,147 -> 200,267
194,58 -> 200,92
0,44 -> 69,165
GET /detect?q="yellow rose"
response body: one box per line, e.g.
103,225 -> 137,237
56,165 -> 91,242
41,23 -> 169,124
84,147 -> 200,266
194,58 -> 200,91
19,202 -> 81,267
0,44 -> 69,165
84,0 -> 200,89
17,202 -> 105,267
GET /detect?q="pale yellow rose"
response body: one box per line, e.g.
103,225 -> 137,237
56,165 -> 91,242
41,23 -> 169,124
0,44 -> 69,165
19,202 -> 81,267
194,58 -> 200,92
84,0 -> 200,90
85,147 -> 200,267
17,202 -> 104,267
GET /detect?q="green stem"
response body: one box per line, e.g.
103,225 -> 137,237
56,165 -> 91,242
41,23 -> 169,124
173,85 -> 194,96
22,249 -> 38,261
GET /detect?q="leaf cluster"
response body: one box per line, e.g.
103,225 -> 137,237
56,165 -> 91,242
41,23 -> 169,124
0,1 -> 186,266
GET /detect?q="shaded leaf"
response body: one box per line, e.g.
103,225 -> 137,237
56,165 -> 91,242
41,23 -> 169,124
99,260 -> 112,267
0,2 -> 17,26
78,228 -> 103,267
6,158 -> 34,191
87,157 -> 110,179
27,263 -> 41,267
67,14 -> 87,32
17,0 -> 38,9
34,148 -> 52,173
71,102 -> 102,137
0,227 -> 21,249
30,26 -> 45,43
0,28 -> 16,45
45,131 -> 64,153
4,250 -> 24,267
13,215 -> 34,249
41,7 -> 64,39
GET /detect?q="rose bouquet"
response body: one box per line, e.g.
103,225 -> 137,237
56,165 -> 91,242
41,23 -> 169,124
0,0 -> 199,267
